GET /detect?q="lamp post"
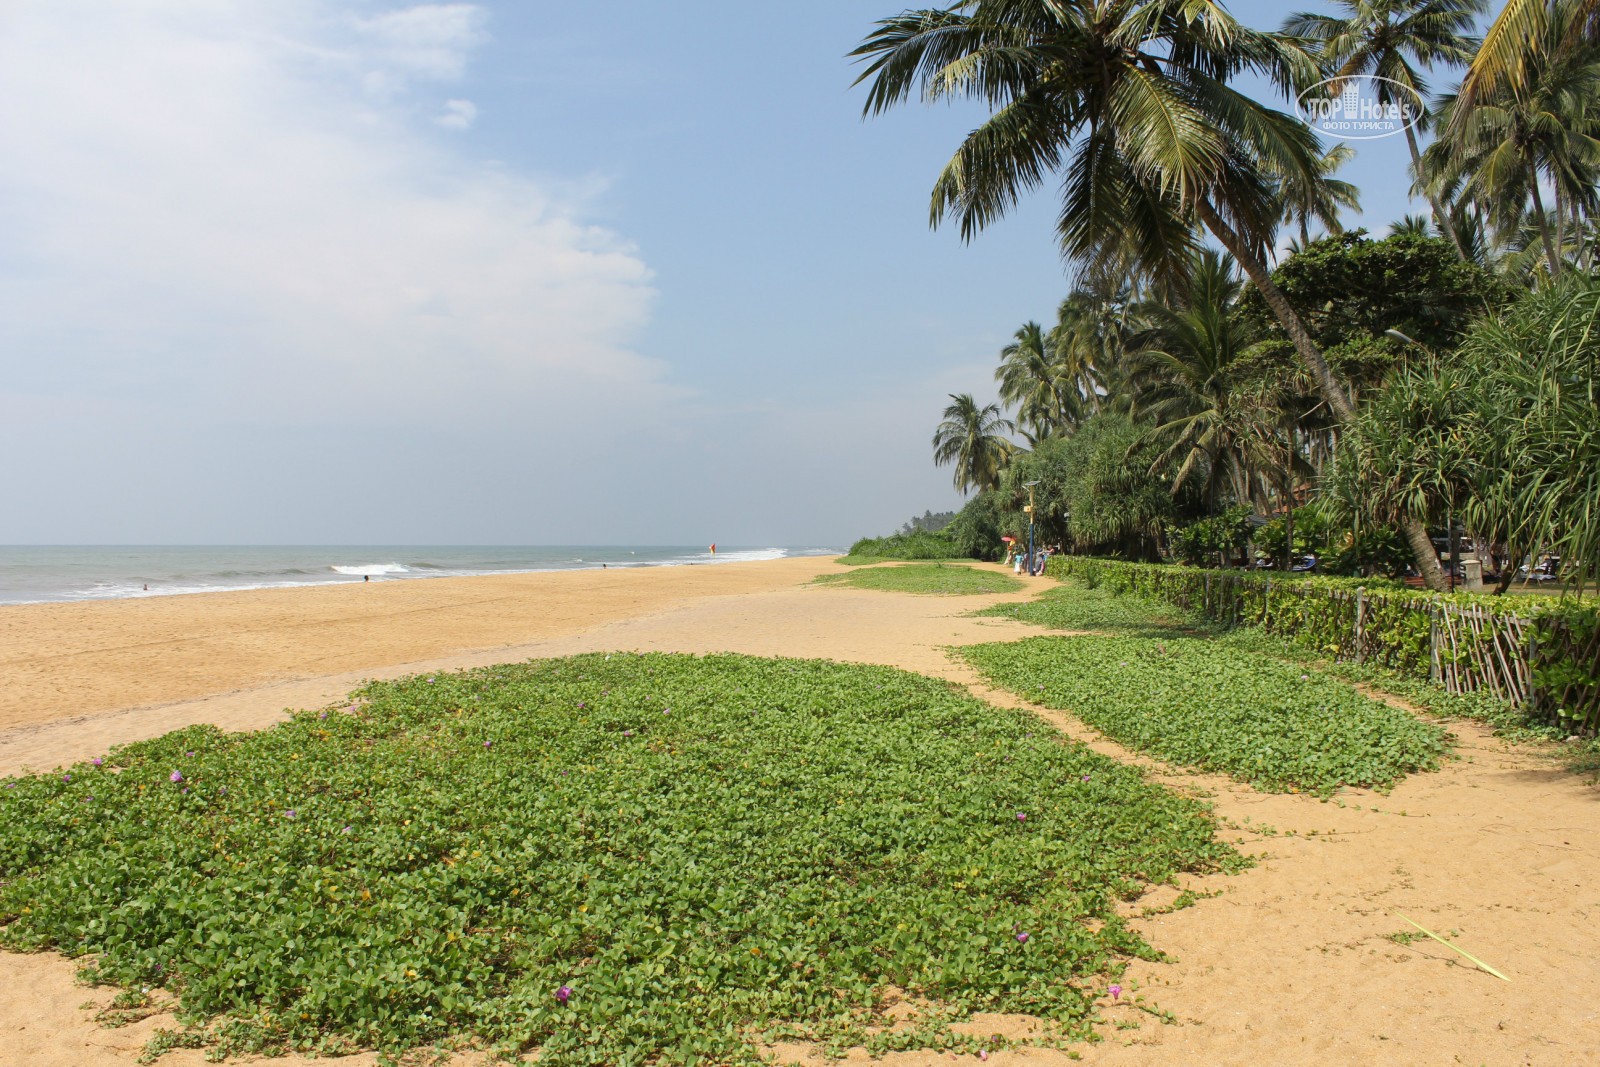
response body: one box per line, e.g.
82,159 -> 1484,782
1024,480 -> 1041,576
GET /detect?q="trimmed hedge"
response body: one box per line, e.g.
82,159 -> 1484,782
1046,557 -> 1600,735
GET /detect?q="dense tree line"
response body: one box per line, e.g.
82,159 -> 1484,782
857,0 -> 1599,591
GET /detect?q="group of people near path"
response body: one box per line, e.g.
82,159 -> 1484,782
1004,542 -> 1056,577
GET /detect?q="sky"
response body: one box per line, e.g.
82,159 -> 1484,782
0,1 -> 1443,547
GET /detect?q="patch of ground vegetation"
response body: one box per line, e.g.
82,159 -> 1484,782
980,580 -> 1599,773
976,585 -> 1191,635
0,652 -> 1242,1065
814,563 -> 1023,595
965,633 -> 1449,794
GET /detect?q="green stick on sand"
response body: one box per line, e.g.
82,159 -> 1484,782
1394,913 -> 1511,981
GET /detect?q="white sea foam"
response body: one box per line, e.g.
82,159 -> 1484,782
0,546 -> 837,604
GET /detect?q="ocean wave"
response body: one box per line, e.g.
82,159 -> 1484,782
331,563 -> 409,576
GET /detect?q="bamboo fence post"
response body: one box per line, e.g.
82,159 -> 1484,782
1355,587 -> 1366,664
1430,601 -> 1441,684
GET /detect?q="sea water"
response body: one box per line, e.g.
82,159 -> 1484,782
0,545 -> 839,605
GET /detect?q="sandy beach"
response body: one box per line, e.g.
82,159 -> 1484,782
2,557 -> 1597,1066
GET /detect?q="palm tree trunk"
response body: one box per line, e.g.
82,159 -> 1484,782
1196,196 -> 1449,592
1283,491 -> 1295,572
1529,178 -> 1562,277
1554,183 -> 1567,269
1404,123 -> 1471,262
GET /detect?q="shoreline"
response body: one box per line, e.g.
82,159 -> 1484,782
0,555 -> 844,742
0,546 -> 838,607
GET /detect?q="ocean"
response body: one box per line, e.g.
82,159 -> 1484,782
0,546 -> 840,605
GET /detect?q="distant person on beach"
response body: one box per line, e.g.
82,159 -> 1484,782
364,575 -> 369,581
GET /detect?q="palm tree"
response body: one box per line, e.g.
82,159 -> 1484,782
852,0 -> 1454,588
1284,1 -> 1485,259
995,322 -> 1076,439
1459,0 -> 1600,105
1424,25 -> 1600,277
932,393 -> 1015,494
1126,251 -> 1263,509
1390,213 -> 1436,235
1273,143 -> 1363,249
1051,286 -> 1135,415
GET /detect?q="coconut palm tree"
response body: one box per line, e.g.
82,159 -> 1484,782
1459,0 -> 1600,105
1424,25 -> 1600,277
995,322 -> 1077,439
1284,1 -> 1486,258
1126,251 -> 1266,509
932,393 -> 1015,494
852,0 -> 1454,588
1273,143 -> 1364,249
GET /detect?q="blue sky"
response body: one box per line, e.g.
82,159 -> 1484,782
0,1 -> 1445,546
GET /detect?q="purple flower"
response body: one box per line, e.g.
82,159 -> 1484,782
5,783 -> 14,789
1081,775 -> 1090,782
1109,984 -> 1122,1001
342,826 -> 352,833
1016,813 -> 1026,821
1016,932 -> 1028,943
181,788 -> 188,795
319,711 -> 328,720
286,810 -> 296,818
91,758 -> 103,767
186,752 -> 194,758
170,771 -> 183,783
483,741 -> 492,748
555,985 -> 572,1003
577,702 -> 585,708
1300,674 -> 1309,680
622,730 -> 633,737
63,774 -> 71,782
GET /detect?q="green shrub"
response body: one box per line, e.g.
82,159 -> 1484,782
963,635 -> 1449,794
0,653 -> 1240,1064
1044,556 -> 1600,736
842,529 -> 968,563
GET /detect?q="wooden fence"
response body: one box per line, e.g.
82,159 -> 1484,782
1051,558 -> 1600,735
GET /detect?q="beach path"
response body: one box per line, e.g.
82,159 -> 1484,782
2,558 -> 1596,1067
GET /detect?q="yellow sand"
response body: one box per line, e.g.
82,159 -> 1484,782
1,558 -> 1595,1066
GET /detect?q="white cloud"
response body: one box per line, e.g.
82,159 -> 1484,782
352,3 -> 488,86
0,0 -> 665,433
435,97 -> 478,129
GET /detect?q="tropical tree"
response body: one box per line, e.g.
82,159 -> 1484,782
1328,272 -> 1600,592
1284,0 -> 1485,258
995,322 -> 1077,439
1425,16 -> 1600,278
852,0 -> 1452,588
1273,143 -> 1363,249
931,393 -> 1015,494
1459,0 -> 1600,105
1126,251 -> 1265,508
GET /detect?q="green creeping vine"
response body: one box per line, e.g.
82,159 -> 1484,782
0,653 -> 1240,1065
1047,557 -> 1600,733
964,634 -> 1448,795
